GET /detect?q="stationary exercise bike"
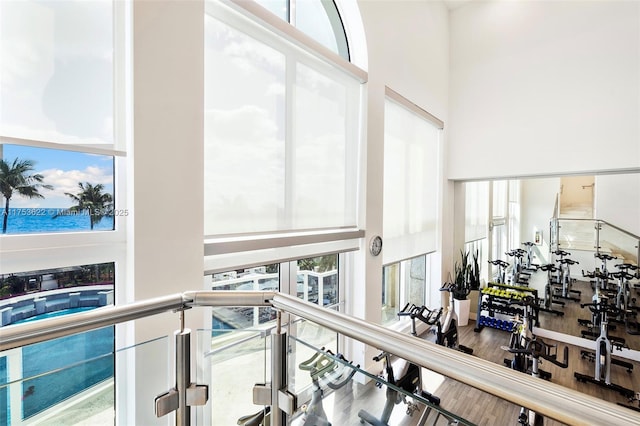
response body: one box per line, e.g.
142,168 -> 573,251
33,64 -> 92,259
594,252 -> 617,292
397,303 -> 439,337
550,250 -> 570,284
505,336 -> 569,426
554,254 -> 580,302
574,296 -> 635,398
502,296 -> 566,381
581,268 -> 612,299
357,351 -> 442,426
521,242 -> 540,272
536,264 -> 565,317
611,263 -> 638,325
506,249 -> 531,285
488,259 -> 509,284
298,349 -> 359,426
237,407 -> 271,426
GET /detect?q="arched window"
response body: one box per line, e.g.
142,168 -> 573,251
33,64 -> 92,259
254,0 -> 349,60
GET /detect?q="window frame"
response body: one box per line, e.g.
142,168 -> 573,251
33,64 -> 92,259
0,0 -> 129,294
203,0 -> 367,265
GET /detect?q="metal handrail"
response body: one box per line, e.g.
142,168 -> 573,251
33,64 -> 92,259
0,293 -> 187,351
598,219 -> 640,241
1,290 -> 639,424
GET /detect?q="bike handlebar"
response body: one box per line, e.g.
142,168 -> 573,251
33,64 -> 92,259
595,253 -> 617,261
488,259 -> 509,268
611,271 -> 635,280
616,263 -> 638,271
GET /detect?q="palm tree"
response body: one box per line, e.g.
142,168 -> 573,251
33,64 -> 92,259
0,158 -> 53,233
55,182 -> 113,230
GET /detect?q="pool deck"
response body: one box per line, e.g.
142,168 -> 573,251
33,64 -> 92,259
22,380 -> 114,426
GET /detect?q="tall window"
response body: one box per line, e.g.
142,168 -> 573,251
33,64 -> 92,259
508,180 -> 521,250
382,89 -> 442,264
382,254 -> 430,326
204,1 -> 362,237
0,1 -> 125,422
465,181 -> 489,285
0,0 -> 125,239
490,180 -> 508,264
465,181 -> 488,243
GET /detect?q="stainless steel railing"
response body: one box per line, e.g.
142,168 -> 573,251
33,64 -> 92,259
1,290 -> 638,424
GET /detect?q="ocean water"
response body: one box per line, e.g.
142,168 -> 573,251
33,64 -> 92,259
1,208 -> 114,234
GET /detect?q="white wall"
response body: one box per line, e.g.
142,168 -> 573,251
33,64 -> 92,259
449,0 -> 640,180
355,0 -> 449,369
596,174 -> 640,236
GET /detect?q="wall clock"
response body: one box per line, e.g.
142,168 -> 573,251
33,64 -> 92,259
369,235 -> 383,256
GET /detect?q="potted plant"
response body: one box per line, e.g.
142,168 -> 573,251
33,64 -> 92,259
453,250 -> 472,300
452,249 -> 477,326
469,249 -> 481,291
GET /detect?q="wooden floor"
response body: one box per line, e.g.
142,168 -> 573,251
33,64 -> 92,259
438,323 -> 640,425
292,320 -> 640,426
536,277 -> 640,352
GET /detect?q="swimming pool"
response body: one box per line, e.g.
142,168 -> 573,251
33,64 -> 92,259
0,308 -> 114,423
10,306 -> 96,325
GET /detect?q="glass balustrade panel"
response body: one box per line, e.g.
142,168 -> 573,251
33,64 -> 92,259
288,319 -> 338,397
0,331 -> 170,426
115,335 -> 170,426
0,326 -> 115,425
598,223 -> 639,267
197,328 -> 268,426
557,219 -> 596,251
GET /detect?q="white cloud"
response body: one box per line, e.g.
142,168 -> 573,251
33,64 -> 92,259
10,166 -> 112,208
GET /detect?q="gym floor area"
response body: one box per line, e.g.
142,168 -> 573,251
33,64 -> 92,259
439,323 -> 640,425
298,322 -> 640,425
295,283 -> 640,425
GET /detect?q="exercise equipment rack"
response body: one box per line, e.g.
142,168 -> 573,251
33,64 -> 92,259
475,282 -> 539,332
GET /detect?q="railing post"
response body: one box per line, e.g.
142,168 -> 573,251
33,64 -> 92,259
155,311 -> 208,425
549,219 -> 556,252
175,329 -> 191,426
595,221 -> 601,254
271,334 -> 285,424
269,311 -> 296,426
